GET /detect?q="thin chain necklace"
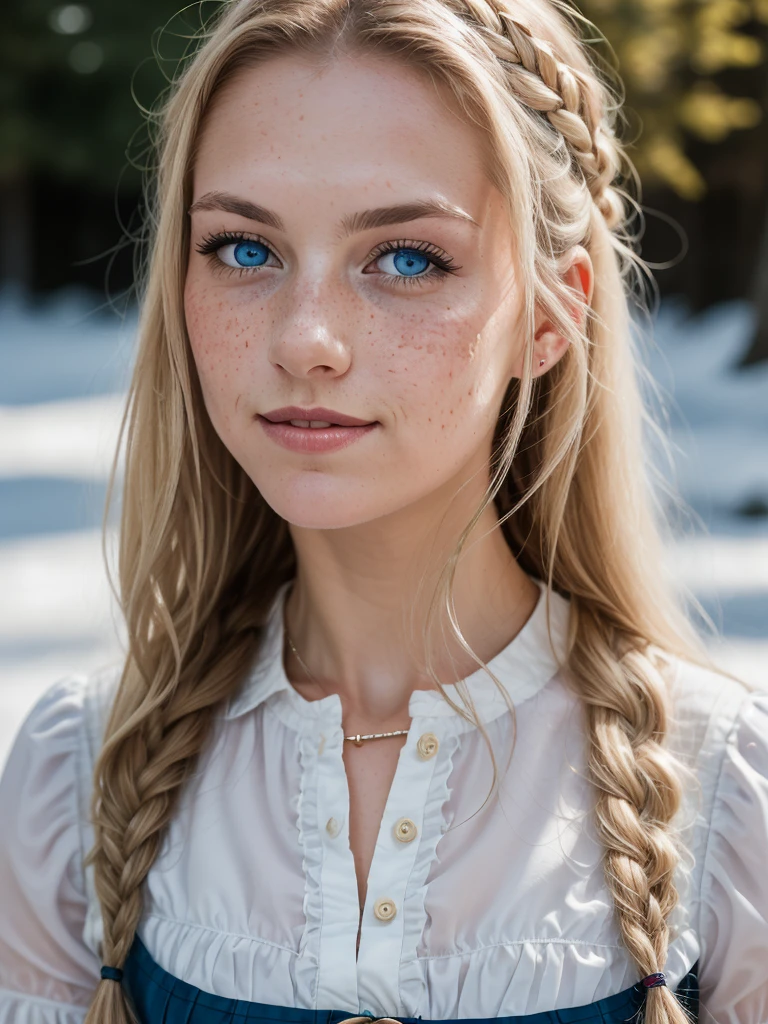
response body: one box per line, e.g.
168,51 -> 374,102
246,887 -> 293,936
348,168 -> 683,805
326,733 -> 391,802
285,630 -> 409,746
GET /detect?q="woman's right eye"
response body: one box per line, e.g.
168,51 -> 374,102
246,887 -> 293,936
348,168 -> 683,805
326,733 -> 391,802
216,238 -> 278,270
194,232 -> 281,274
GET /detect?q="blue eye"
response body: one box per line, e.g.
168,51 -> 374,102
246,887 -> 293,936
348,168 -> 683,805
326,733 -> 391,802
194,231 -> 460,285
219,239 -> 271,268
369,241 -> 459,284
377,249 -> 431,277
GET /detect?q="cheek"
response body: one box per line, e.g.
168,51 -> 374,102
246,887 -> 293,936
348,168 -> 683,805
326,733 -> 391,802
184,281 -> 251,402
380,306 -> 500,438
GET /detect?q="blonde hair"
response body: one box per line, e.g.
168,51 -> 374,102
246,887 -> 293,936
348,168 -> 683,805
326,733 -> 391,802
85,2 -> 712,1022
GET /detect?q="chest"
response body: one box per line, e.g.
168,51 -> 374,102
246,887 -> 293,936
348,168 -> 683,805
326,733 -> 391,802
341,735 -> 409,953
138,696 -> 702,1017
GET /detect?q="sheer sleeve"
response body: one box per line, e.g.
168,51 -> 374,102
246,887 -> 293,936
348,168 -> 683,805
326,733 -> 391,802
0,678 -> 100,1023
698,689 -> 768,1024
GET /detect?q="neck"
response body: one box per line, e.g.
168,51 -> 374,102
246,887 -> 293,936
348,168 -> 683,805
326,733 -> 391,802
283,486 -> 539,725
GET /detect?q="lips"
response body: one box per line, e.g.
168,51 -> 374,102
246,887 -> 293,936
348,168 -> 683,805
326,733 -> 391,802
260,406 -> 375,427
258,417 -> 379,453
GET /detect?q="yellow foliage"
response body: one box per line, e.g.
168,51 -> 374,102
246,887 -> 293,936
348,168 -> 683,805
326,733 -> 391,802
694,30 -> 764,72
696,0 -> 752,30
577,0 -> 766,196
645,136 -> 708,198
624,28 -> 684,90
636,0 -> 679,10
679,83 -> 763,139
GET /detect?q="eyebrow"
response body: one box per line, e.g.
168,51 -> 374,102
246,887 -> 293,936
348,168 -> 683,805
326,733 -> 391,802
187,190 -> 480,236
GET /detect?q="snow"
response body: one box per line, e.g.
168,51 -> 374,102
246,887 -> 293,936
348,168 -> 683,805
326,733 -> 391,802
644,298 -> 768,517
0,287 -> 765,769
0,395 -> 125,479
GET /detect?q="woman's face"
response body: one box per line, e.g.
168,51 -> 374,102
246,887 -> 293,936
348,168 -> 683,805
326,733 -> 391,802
185,52 -> 533,530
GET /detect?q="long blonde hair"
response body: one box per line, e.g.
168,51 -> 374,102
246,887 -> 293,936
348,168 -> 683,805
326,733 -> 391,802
86,2 -> 712,1022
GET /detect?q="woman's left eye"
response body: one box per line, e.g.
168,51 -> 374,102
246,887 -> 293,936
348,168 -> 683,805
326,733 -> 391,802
366,241 -> 460,286
194,232 -> 460,286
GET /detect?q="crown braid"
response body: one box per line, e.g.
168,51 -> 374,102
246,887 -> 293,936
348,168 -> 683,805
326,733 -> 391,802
453,0 -> 625,229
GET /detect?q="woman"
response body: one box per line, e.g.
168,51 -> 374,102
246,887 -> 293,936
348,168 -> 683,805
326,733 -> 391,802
1,1 -> 766,1022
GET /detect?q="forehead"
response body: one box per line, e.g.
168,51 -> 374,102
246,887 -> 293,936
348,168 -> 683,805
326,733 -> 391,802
192,52 -> 494,221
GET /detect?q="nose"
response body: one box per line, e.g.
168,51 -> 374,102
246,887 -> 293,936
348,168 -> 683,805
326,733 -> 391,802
268,280 -> 352,379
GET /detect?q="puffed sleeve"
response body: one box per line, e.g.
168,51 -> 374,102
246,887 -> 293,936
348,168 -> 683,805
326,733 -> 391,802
0,678 -> 100,1023
698,689 -> 768,1023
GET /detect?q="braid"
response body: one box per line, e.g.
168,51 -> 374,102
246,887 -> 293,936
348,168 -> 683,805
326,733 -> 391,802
571,603 -> 692,1024
82,487 -> 289,1024
83,648 -> 256,1024
454,0 -> 625,229
90,703 -> 219,964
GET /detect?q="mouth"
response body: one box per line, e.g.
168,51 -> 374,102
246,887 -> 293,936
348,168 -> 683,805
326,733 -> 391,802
259,406 -> 376,427
257,416 -> 379,453
257,416 -> 377,428
271,419 -> 361,428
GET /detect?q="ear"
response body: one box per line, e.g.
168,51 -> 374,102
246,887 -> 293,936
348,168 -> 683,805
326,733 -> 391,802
516,245 -> 594,379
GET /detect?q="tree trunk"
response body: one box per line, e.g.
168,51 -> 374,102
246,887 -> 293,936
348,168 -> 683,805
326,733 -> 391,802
739,205 -> 768,366
0,172 -> 33,295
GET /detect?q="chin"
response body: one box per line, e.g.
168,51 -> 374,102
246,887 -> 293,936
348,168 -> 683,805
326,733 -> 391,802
269,504 -> 384,531
253,479 -> 392,531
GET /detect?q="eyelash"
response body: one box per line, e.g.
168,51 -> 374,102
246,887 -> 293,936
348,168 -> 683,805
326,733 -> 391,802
193,230 -> 462,287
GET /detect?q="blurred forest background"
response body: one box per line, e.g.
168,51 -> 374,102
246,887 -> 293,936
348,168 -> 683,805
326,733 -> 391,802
3,0 -> 768,353
1,0 -> 767,762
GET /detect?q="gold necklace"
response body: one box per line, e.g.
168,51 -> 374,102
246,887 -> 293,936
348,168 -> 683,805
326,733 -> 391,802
285,630 -> 409,746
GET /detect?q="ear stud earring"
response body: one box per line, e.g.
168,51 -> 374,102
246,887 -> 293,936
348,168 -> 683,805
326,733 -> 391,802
539,359 -> 546,367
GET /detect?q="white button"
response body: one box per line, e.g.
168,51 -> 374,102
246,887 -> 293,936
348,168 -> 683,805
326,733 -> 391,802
373,897 -> 397,921
417,732 -> 439,759
325,816 -> 341,838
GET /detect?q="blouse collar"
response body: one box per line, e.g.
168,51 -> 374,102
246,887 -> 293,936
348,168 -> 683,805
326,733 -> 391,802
224,576 -> 570,724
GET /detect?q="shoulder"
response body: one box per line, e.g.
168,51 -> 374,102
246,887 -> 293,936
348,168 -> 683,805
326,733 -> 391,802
0,664 -> 123,969
659,651 -> 761,771
8,663 -> 124,772
1,663 -> 124,872
657,652 -> 768,867
658,657 -> 768,1006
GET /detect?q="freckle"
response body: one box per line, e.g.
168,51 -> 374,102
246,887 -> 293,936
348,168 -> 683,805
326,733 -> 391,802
245,340 -> 249,348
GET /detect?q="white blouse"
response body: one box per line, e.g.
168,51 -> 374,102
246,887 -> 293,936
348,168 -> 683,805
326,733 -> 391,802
1,578 -> 767,1024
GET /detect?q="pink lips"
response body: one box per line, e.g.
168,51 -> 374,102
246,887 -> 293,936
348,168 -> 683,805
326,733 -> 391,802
260,406 -> 374,427
257,405 -> 379,453
257,417 -> 379,453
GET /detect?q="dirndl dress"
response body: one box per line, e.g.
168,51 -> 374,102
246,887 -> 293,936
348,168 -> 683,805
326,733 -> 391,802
121,934 -> 700,1024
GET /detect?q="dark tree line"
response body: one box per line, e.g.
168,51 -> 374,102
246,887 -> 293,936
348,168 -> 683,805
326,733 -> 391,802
2,0 -> 768,360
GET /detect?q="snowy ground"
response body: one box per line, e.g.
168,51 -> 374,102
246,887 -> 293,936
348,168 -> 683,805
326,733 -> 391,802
0,287 -> 766,768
